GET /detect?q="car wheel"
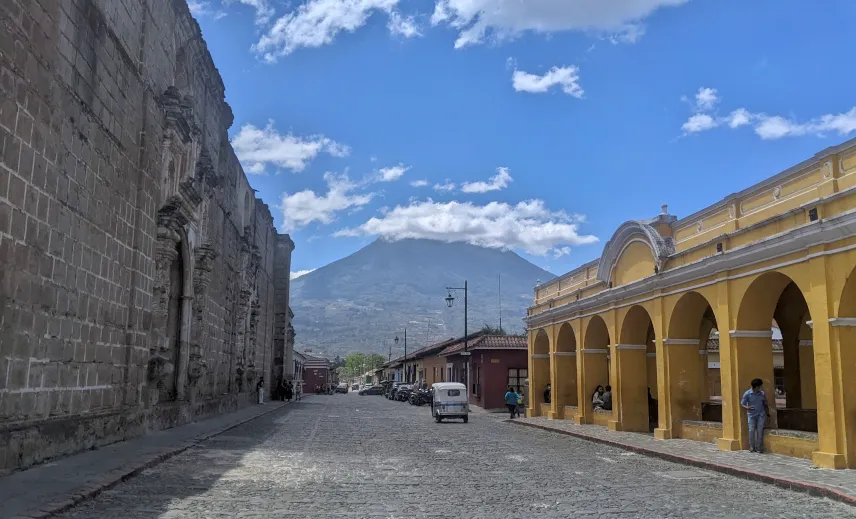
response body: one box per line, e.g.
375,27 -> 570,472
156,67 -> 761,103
435,415 -> 442,423
463,415 -> 468,423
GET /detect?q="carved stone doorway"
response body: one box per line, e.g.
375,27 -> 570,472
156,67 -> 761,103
163,240 -> 184,402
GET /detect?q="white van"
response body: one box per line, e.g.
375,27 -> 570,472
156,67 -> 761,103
431,382 -> 469,423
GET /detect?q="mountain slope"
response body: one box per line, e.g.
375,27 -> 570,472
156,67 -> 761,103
290,239 -> 554,357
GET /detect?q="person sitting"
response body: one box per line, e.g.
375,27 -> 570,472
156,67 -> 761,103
543,383 -> 552,404
591,385 -> 605,409
596,385 -> 613,411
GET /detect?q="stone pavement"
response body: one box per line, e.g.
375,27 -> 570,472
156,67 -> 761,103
511,416 -> 856,505
0,401 -> 288,519
27,394 -> 855,518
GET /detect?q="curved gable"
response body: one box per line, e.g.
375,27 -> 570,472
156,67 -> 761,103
597,221 -> 675,287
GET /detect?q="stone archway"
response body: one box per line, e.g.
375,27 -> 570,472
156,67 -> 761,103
616,305 -> 655,432
664,291 -> 720,437
579,315 -> 610,424
733,272 -> 815,445
554,323 -> 578,417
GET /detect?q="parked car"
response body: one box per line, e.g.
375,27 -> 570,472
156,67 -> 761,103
335,383 -> 348,394
359,385 -> 384,395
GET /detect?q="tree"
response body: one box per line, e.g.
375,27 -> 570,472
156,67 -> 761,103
481,324 -> 507,335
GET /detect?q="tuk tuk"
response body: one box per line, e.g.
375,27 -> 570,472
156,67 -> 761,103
431,382 -> 469,423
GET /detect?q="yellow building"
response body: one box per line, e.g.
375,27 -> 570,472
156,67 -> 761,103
525,137 -> 856,469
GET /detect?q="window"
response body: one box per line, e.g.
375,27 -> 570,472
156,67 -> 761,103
448,389 -> 460,397
508,368 -> 527,392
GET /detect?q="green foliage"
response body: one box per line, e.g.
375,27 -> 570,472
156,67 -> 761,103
337,352 -> 388,381
480,324 -> 507,335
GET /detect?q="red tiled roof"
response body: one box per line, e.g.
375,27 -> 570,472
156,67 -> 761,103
440,335 -> 526,356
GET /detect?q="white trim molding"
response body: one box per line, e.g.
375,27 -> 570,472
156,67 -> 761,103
531,354 -> 550,359
663,338 -> 700,346
699,349 -> 709,355
552,351 -> 577,357
830,318 -> 856,327
646,352 -> 657,357
615,344 -> 648,351
799,340 -> 814,347
806,320 -> 813,329
729,330 -> 774,338
582,348 -> 609,354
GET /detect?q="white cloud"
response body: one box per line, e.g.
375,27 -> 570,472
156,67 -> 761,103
461,167 -> 513,193
410,179 -> 429,187
253,0 -> 401,62
291,269 -> 317,280
335,198 -> 598,256
512,66 -> 584,98
679,87 -> 856,141
377,164 -> 410,182
681,113 -> 717,134
227,0 -> 274,25
281,172 -> 375,230
388,11 -> 422,37
694,87 -> 719,111
431,0 -> 689,49
433,181 -> 456,192
231,121 -> 349,174
188,1 -> 227,19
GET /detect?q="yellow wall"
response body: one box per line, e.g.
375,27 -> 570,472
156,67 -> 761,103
612,241 -> 656,287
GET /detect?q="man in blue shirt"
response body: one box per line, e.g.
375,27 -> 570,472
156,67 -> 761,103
740,378 -> 770,453
504,387 -> 519,419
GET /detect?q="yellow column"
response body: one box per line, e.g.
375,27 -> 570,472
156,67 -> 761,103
661,339 -> 704,438
529,354 -> 550,417
716,281 -> 743,452
612,344 -> 649,432
553,352 -> 577,419
721,331 -> 777,450
799,340 -> 817,409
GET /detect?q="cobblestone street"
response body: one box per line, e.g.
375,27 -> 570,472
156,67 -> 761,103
56,395 -> 853,519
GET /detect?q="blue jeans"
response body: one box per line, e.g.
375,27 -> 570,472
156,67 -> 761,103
748,414 -> 766,452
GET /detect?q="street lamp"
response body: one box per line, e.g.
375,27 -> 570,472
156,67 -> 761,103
395,331 -> 407,383
445,281 -> 469,390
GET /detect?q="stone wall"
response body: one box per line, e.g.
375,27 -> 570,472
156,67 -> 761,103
0,0 -> 292,474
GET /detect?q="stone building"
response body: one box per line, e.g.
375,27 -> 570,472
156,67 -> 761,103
0,0 -> 294,473
526,137 -> 856,469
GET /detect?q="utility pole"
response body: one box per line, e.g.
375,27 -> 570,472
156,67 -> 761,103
498,274 -> 502,333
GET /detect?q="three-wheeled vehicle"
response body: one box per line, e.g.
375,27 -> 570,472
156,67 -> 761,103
431,382 -> 468,423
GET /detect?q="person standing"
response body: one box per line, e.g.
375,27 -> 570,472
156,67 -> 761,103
741,378 -> 770,453
284,381 -> 294,402
257,377 -> 265,404
504,387 -> 519,419
543,383 -> 552,405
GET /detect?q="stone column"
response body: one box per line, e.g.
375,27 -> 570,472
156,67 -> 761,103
273,235 -> 295,386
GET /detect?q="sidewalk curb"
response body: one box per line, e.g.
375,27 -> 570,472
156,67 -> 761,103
508,420 -> 856,507
16,403 -> 290,519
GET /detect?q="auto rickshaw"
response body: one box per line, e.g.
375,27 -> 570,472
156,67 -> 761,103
431,382 -> 469,423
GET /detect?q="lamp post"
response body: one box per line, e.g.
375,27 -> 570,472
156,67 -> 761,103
395,330 -> 407,383
445,281 -> 469,389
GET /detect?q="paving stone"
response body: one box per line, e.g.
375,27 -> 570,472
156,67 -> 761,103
38,395 -> 855,519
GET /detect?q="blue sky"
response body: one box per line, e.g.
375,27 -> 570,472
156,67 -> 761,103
190,0 -> 856,278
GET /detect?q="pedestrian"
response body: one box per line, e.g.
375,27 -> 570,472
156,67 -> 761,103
741,378 -> 770,453
504,387 -> 519,419
284,381 -> 293,402
596,385 -> 612,411
257,377 -> 265,404
591,385 -> 605,409
544,383 -> 552,405
516,389 -> 524,418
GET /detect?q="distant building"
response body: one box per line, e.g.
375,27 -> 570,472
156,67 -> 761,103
303,355 -> 332,392
440,335 -> 527,410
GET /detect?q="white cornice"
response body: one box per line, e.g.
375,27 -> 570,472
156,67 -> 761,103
581,348 -> 609,354
663,339 -> 700,346
531,354 -> 550,359
552,351 -> 577,357
615,344 -> 647,350
830,318 -> 856,327
730,330 -> 774,338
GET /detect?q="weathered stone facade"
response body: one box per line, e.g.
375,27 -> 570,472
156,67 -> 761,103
0,0 -> 293,473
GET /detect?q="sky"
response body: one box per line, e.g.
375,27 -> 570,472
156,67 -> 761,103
188,0 -> 856,280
